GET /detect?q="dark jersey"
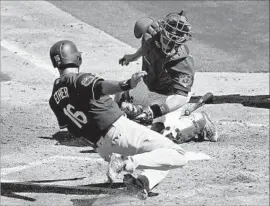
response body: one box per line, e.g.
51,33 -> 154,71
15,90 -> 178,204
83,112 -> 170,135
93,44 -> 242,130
141,33 -> 195,96
49,73 -> 123,144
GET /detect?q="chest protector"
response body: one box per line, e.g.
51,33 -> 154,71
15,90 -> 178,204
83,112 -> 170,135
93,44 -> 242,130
142,35 -> 194,95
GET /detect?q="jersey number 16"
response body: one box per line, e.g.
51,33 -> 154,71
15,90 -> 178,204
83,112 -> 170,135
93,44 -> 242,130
63,104 -> 87,128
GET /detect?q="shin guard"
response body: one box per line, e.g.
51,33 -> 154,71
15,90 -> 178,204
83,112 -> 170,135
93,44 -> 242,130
161,112 -> 206,143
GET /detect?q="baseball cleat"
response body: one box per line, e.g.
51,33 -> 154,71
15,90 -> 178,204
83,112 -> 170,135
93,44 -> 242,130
107,153 -> 126,183
201,112 -> 218,142
123,174 -> 149,200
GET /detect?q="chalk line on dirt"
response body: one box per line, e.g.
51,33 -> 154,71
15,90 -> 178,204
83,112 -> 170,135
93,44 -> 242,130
1,152 -> 211,177
1,155 -> 103,176
218,120 -> 269,128
1,39 -> 58,77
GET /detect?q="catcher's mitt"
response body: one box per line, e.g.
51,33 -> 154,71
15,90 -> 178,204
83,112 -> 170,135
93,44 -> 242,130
120,102 -> 144,119
134,106 -> 154,126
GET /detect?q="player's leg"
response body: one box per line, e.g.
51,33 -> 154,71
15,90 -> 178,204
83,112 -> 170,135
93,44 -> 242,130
149,90 -> 218,143
102,112 -> 217,180
139,169 -> 169,190
96,116 -> 187,164
123,169 -> 169,199
102,116 -> 188,199
123,112 -> 217,197
125,129 -> 188,170
99,116 -> 188,179
160,111 -> 218,143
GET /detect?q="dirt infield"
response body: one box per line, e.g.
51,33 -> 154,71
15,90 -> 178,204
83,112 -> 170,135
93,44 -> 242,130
51,1 -> 269,73
1,1 -> 269,206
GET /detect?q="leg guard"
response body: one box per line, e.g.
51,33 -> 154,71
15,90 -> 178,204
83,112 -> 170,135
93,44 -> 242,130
200,112 -> 218,142
161,112 -> 207,143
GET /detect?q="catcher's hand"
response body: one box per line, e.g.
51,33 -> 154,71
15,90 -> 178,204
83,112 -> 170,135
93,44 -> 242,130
134,106 -> 154,126
119,54 -> 137,66
145,20 -> 161,37
120,102 -> 144,119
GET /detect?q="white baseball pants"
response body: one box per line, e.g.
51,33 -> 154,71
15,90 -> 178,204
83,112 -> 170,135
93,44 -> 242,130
96,115 -> 188,190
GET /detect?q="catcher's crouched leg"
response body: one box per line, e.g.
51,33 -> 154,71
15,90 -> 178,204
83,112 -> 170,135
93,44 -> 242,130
156,112 -> 218,143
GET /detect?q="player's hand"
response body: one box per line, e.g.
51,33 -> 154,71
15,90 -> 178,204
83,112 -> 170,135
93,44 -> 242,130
119,54 -> 136,66
134,106 -> 154,126
130,71 -> 147,89
146,20 -> 161,37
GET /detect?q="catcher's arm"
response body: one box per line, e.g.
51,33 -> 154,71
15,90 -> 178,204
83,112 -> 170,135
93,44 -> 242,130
119,19 -> 161,66
119,47 -> 143,66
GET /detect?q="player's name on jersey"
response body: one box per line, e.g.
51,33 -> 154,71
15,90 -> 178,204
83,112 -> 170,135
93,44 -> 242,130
54,87 -> 69,104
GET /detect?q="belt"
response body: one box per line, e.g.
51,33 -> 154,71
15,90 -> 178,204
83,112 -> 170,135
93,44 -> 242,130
82,127 -> 111,148
94,115 -> 125,148
93,125 -> 114,149
100,124 -> 114,139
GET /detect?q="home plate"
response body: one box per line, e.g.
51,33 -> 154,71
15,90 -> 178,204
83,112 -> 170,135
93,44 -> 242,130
184,152 -> 212,161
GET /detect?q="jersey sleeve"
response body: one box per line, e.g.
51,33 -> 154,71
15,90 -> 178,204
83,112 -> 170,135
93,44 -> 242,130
49,96 -> 68,129
75,73 -> 104,101
141,33 -> 152,55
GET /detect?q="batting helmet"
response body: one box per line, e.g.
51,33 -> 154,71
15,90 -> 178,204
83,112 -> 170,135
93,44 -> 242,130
160,10 -> 193,55
50,40 -> 82,69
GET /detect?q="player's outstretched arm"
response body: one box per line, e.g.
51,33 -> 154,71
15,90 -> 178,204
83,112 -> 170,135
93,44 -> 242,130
100,71 -> 147,95
119,46 -> 144,66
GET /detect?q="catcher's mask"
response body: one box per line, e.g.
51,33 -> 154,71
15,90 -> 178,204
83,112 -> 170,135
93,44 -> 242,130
50,40 -> 82,69
160,11 -> 193,55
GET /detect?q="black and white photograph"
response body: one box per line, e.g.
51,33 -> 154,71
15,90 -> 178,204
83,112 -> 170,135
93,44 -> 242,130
1,1 -> 269,205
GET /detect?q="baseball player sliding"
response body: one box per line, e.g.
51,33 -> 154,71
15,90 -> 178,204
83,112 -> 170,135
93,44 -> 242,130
116,10 -> 218,143
49,40 -> 216,199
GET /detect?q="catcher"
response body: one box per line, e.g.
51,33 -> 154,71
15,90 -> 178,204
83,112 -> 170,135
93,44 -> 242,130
49,40 -> 216,200
117,10 -> 218,143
